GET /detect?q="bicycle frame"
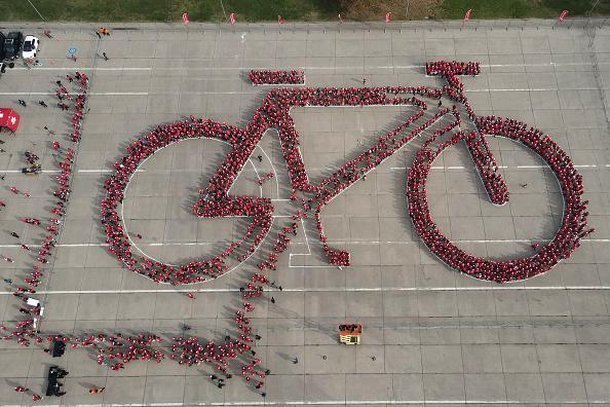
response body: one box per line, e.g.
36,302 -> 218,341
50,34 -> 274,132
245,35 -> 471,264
193,62 -> 508,267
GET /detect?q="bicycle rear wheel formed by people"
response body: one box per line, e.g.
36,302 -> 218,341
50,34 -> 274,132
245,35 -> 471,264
101,118 -> 275,285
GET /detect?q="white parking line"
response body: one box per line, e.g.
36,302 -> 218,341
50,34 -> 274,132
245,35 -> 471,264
10,67 -> 153,71
10,400 -> 599,407
0,238 -> 606,250
1,285 -> 609,296
1,163 -> 604,175
0,169 -> 111,174
390,164 -> 603,170
0,88 -> 603,97
7,61 -> 610,73
12,400 -> 610,407
0,92 -> 150,96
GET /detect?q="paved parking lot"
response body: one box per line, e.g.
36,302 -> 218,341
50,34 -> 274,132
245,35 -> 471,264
0,20 -> 609,406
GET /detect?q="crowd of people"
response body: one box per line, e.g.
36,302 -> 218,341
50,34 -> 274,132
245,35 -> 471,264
2,67 -> 271,391
0,61 -> 594,398
101,117 -> 275,284
81,277 -> 269,391
1,72 -> 91,357
406,61 -> 593,282
93,333 -> 165,370
249,70 -> 305,85
102,62 -> 592,277
258,225 -> 295,271
426,61 -> 509,206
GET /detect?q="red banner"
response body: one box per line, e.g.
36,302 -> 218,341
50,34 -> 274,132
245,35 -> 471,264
559,9 -> 569,22
384,12 -> 392,23
182,12 -> 190,25
464,8 -> 472,22
229,12 -> 236,25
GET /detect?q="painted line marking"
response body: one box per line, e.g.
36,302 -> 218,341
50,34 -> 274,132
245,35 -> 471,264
6,61 -> 610,73
0,238 -> 606,250
2,286 -> 610,296
0,163 -> 605,175
1,169 -> 114,174
1,168 -> 275,174
0,88 -> 604,97
9,402 -> 608,407
390,164 -> 602,170
8,67 -> 153,71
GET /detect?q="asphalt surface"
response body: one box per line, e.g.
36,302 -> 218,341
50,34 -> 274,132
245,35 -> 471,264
0,21 -> 609,406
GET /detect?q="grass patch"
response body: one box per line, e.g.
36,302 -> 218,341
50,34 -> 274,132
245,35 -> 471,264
0,0 -> 607,21
0,0 -> 340,22
438,0 -> 610,19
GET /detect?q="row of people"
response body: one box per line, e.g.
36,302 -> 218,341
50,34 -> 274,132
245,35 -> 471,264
1,72 -> 91,352
249,70 -> 305,85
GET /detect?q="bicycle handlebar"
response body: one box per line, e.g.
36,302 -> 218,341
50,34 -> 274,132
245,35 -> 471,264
425,61 -> 481,77
249,69 -> 305,85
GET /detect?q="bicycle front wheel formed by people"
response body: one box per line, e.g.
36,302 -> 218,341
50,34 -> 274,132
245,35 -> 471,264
100,117 -> 274,285
408,115 -> 593,283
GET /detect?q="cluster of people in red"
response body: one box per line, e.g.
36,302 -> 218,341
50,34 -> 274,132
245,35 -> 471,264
1,72 -> 91,357
171,275 -> 273,391
256,171 -> 275,185
249,69 -> 305,85
102,78 -> 440,279
82,280 -> 270,391
406,61 -> 593,282
257,224 -> 296,271
2,61 -> 593,398
102,61 -> 592,283
13,386 -> 42,401
101,117 -> 275,284
4,69 -> 269,396
92,333 -> 165,370
425,61 -> 509,206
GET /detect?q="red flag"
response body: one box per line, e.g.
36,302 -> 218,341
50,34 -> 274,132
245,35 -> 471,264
229,12 -> 236,25
558,10 -> 569,22
278,15 -> 285,25
464,8 -> 472,22
182,12 -> 190,25
384,12 -> 392,23
338,13 -> 343,24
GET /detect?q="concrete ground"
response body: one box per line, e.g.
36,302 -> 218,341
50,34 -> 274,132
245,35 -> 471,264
0,20 -> 609,406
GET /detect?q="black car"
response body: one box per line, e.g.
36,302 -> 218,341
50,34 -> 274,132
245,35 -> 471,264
3,31 -> 23,60
0,32 -> 5,60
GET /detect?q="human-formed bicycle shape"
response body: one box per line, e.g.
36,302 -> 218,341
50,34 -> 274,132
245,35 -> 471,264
101,61 -> 593,285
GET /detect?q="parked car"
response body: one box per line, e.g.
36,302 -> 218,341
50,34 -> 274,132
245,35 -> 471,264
22,35 -> 39,60
0,32 -> 5,60
3,31 -> 23,60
